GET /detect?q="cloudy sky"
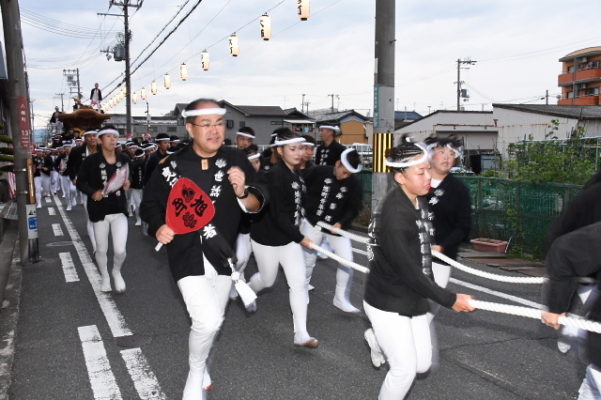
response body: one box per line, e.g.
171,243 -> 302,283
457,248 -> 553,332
2,0 -> 600,129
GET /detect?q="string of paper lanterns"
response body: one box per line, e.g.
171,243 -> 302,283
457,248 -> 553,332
101,1 -> 310,112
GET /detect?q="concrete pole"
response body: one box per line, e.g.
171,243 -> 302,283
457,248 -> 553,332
124,0 -> 132,137
2,0 -> 33,263
372,0 -> 395,213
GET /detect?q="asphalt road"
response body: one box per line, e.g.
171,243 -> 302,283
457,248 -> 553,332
3,194 -> 587,399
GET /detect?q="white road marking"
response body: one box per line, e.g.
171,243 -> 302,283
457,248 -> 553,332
48,207 -> 56,215
59,252 -> 79,283
53,195 -> 132,337
78,325 -> 123,400
45,197 -> 51,204
121,348 -> 167,400
52,223 -> 64,237
449,277 -> 543,309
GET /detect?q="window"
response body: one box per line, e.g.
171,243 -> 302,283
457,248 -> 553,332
270,120 -> 283,126
226,120 -> 234,129
239,121 -> 246,128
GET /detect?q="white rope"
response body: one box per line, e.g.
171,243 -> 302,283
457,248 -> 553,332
315,222 -> 544,285
310,243 -> 370,274
432,250 -> 544,285
470,300 -> 601,334
316,221 -> 369,244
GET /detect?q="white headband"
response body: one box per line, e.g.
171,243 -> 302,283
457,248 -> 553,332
83,130 -> 97,136
97,128 -> 119,137
319,125 -> 340,132
181,108 -> 226,118
385,144 -> 429,169
273,137 -> 306,146
248,153 -> 261,161
154,137 -> 170,142
134,152 -> 145,159
340,148 -> 362,173
236,131 -> 256,139
426,143 -> 462,159
303,142 -> 315,147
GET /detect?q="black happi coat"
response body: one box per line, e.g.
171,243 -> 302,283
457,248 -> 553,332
543,221 -> 601,369
303,165 -> 362,231
144,149 -> 168,185
365,185 -> 456,316
315,141 -> 346,166
41,154 -> 54,175
130,157 -> 146,189
251,161 -> 305,246
427,173 -> 471,260
76,152 -> 130,222
67,145 -> 94,181
140,145 -> 265,282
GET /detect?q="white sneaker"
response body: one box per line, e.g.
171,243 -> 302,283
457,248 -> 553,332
308,284 -> 315,291
364,328 -> 385,368
557,340 -> 571,354
66,204 -> 72,211
135,220 -> 141,226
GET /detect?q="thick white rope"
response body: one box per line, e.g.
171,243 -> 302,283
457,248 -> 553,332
316,221 -> 369,244
316,221 -> 544,285
470,300 -> 601,334
432,250 -> 544,284
314,222 -> 601,333
310,243 -> 370,274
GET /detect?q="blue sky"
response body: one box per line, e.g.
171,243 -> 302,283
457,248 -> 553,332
2,0 -> 600,130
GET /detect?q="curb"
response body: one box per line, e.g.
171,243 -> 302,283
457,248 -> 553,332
0,225 -> 21,400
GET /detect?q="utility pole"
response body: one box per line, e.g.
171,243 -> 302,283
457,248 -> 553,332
55,92 -> 65,112
2,0 -> 37,263
63,68 -> 81,103
456,58 -> 477,111
545,89 -> 549,105
101,0 -> 142,137
301,93 -> 306,113
328,93 -> 337,113
372,0 -> 395,212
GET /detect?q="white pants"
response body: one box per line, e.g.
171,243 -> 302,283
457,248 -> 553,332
235,233 -> 252,273
129,188 -> 143,223
579,364 -> 601,400
34,176 -> 43,207
301,219 -> 355,303
82,193 -> 97,252
92,213 -> 128,280
61,175 -> 77,208
177,261 -> 232,400
41,174 -> 52,197
50,170 -> 60,193
427,262 -> 452,323
249,240 -> 311,342
364,301 -> 432,400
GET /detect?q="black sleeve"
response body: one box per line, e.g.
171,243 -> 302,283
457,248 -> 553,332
439,182 -> 471,251
379,205 -> 456,308
269,170 -> 303,243
144,153 -> 159,185
338,177 -> 363,228
543,221 -> 601,313
236,152 -> 267,212
139,164 -> 171,238
66,149 -> 80,180
76,156 -> 99,196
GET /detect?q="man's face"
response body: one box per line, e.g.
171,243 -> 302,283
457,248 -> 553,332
319,128 -> 334,141
158,140 -> 171,152
84,134 -> 97,147
334,161 -> 352,180
236,135 -> 253,150
186,105 -> 225,156
303,144 -> 314,162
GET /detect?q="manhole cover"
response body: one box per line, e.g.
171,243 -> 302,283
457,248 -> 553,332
46,241 -> 74,247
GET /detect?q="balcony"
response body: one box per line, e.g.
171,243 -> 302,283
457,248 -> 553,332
558,68 -> 601,86
558,95 -> 599,106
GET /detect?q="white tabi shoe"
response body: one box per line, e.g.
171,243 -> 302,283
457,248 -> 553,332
112,270 -> 126,294
364,328 -> 385,368
333,297 -> 360,313
100,275 -> 112,293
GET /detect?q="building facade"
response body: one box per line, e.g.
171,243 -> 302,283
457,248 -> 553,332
558,46 -> 601,105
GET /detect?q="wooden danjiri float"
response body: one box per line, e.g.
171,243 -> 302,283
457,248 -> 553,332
57,106 -> 111,132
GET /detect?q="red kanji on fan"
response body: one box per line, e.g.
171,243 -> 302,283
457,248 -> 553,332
155,177 -> 215,251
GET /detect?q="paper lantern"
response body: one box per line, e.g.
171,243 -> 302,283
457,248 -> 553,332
140,87 -> 147,100
229,33 -> 239,57
151,80 -> 158,95
297,0 -> 310,21
260,13 -> 271,41
164,73 -> 172,89
201,50 -> 210,71
180,63 -> 189,81
132,91 -> 138,104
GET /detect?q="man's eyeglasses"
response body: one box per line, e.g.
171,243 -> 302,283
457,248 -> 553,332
189,121 -> 226,129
